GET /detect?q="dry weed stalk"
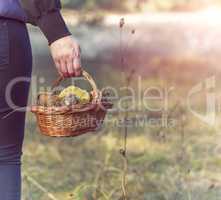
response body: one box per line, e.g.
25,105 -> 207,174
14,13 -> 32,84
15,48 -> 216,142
23,172 -> 58,200
119,17 -> 136,200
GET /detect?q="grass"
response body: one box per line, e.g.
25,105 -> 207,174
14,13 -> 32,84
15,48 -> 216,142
21,107 -> 221,200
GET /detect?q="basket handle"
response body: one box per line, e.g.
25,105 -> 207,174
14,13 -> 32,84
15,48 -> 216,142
51,70 -> 98,93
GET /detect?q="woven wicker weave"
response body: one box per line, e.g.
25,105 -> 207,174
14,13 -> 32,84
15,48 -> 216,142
31,70 -> 111,137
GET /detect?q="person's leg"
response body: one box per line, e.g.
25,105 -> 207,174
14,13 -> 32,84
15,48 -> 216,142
0,18 -> 32,200
0,165 -> 21,199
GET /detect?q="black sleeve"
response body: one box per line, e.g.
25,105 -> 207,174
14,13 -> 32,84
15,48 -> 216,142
20,0 -> 71,45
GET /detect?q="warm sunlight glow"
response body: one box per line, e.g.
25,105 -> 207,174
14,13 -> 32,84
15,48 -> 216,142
104,5 -> 221,26
198,6 -> 221,21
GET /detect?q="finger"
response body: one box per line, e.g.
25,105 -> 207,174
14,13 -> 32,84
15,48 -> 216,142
74,45 -> 82,76
74,44 -> 81,58
73,45 -> 82,76
60,59 -> 69,77
55,60 -> 63,77
73,57 -> 82,77
67,56 -> 75,77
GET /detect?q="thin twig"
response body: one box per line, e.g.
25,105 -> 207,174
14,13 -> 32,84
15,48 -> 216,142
119,17 -> 129,200
23,173 -> 58,200
119,17 -> 137,200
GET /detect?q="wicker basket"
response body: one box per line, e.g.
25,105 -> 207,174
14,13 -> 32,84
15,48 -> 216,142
31,70 -> 112,137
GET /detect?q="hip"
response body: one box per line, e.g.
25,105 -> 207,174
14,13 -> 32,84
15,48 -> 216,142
0,17 -> 32,74
0,17 -> 32,113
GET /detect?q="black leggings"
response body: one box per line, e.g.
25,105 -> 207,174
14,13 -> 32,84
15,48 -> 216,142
0,18 -> 32,199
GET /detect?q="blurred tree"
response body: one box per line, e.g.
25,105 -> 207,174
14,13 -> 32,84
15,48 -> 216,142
61,0 -> 127,11
135,0 -> 148,10
61,0 -> 87,9
61,0 -> 221,12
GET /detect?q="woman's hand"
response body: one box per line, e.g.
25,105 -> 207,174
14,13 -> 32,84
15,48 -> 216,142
50,35 -> 82,77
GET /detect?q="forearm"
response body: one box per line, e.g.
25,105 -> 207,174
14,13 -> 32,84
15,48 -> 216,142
20,0 -> 71,44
